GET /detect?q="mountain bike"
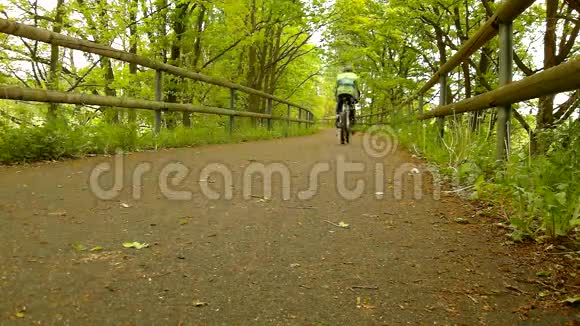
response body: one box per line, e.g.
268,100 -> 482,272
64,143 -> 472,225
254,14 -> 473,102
339,101 -> 352,145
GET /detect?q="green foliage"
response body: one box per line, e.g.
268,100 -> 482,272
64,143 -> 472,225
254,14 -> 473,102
328,0 -> 580,243
495,122 -> 580,239
387,113 -> 580,240
0,120 -> 318,165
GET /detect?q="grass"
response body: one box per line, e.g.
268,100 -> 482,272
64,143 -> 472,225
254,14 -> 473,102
0,118 -> 319,165
362,113 -> 580,241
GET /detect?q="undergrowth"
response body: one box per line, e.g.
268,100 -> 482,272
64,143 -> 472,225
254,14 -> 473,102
376,114 -> 580,242
0,119 -> 318,165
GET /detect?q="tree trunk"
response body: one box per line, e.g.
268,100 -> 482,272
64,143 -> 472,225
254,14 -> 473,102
99,0 -> 118,124
128,0 -> 138,124
532,0 -> 558,154
167,1 -> 189,128
102,57 -> 118,124
47,0 -> 64,121
470,45 -> 492,131
192,4 -> 206,69
246,0 -> 260,116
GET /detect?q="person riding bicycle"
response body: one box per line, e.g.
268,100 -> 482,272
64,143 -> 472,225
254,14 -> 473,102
335,64 -> 360,129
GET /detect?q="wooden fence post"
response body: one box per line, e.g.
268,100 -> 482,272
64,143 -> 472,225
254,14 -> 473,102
154,70 -> 162,134
267,98 -> 273,131
286,104 -> 291,137
497,21 -> 513,161
229,88 -> 235,136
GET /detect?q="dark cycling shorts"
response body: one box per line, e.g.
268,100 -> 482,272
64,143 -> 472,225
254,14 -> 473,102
336,94 -> 356,114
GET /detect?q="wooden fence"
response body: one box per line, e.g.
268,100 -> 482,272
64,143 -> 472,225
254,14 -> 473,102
363,0 -> 577,161
0,19 -> 315,136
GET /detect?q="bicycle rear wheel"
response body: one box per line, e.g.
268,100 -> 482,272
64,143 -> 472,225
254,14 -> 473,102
340,106 -> 350,144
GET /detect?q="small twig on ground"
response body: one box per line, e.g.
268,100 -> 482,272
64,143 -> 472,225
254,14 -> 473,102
495,223 -> 513,230
467,294 -> 479,304
546,251 -> 579,255
435,289 -> 503,296
565,284 -> 580,290
351,286 -> 379,290
504,283 -> 527,295
443,185 -> 475,194
534,280 -> 565,293
324,220 -> 341,227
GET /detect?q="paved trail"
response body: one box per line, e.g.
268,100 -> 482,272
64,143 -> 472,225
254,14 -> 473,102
0,130 -> 574,324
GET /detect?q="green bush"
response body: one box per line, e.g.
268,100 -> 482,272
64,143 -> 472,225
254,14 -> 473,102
376,113 -> 580,240
0,120 -> 319,165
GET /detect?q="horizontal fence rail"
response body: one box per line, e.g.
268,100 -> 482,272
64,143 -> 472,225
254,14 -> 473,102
365,0 -> 578,162
319,112 -> 390,127
0,86 -> 311,123
0,18 -> 315,133
419,58 -> 580,119
413,0 -> 536,98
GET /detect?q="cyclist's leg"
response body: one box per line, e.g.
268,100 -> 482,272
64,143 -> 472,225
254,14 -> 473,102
335,95 -> 345,128
334,95 -> 342,128
349,96 -> 356,126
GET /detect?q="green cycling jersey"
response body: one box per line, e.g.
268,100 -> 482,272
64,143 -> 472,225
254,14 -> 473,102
335,72 -> 360,101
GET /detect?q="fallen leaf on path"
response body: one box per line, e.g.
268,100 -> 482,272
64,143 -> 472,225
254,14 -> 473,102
90,246 -> 104,252
14,307 -> 26,318
538,291 -> 550,298
338,222 -> 350,228
454,218 -> 469,224
72,243 -> 87,251
193,300 -> 208,307
536,271 -> 551,277
356,297 -> 375,309
290,263 -> 301,268
120,203 -> 131,208
122,242 -> 150,249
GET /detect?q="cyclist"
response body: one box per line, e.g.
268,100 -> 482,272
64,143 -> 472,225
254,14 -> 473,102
335,64 -> 360,130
